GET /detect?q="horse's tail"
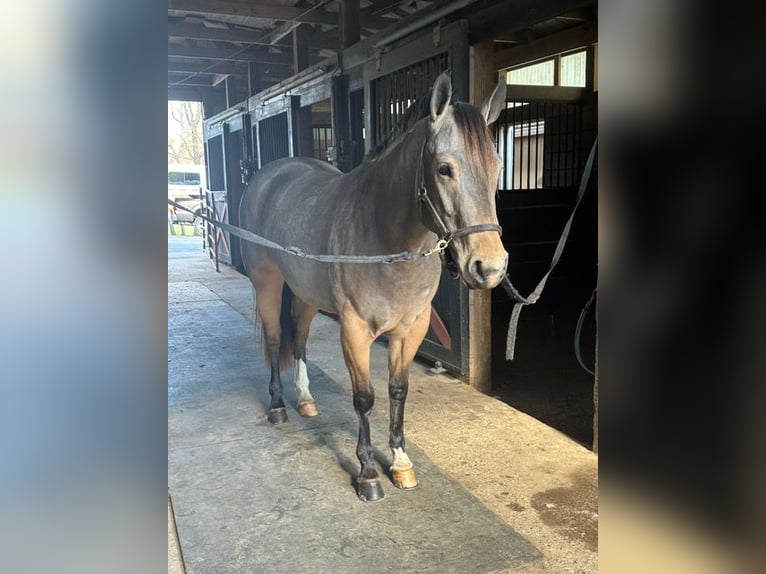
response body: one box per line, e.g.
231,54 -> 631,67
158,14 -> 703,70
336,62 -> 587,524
277,284 -> 295,370
255,282 -> 295,371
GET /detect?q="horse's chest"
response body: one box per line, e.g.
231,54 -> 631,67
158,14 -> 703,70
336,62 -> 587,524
352,277 -> 437,336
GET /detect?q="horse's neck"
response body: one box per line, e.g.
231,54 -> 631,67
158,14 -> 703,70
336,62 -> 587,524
366,123 -> 434,252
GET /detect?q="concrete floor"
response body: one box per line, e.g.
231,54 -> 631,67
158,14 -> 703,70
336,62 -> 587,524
168,236 -> 598,573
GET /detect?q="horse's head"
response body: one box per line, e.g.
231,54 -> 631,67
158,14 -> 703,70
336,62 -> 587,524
421,72 -> 508,290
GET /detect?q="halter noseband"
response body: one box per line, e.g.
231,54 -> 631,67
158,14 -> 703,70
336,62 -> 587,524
417,185 -> 503,244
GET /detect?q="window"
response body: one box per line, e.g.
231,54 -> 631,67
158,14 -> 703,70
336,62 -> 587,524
168,171 -> 184,185
168,171 -> 200,185
508,60 -> 554,86
560,51 -> 586,87
183,172 -> 201,185
506,49 -> 588,88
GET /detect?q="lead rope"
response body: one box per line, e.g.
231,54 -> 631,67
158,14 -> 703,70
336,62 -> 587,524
502,137 -> 597,360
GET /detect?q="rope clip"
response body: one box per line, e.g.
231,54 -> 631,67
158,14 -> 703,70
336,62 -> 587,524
424,238 -> 449,257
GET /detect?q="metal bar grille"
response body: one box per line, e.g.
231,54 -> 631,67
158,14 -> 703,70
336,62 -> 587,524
312,125 -> 333,161
370,52 -> 449,150
257,112 -> 290,167
496,101 -> 582,191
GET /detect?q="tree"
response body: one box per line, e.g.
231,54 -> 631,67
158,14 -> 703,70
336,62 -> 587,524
168,101 -> 204,165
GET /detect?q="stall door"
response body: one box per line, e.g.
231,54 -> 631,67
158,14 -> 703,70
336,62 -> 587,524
364,20 -> 470,374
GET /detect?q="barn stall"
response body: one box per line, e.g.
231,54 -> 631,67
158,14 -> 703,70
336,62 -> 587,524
169,1 -> 598,572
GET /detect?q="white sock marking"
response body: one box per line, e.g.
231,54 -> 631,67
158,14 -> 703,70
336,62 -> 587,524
293,359 -> 314,404
391,447 -> 413,470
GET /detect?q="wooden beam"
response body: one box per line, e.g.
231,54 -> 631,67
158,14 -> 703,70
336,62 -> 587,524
168,85 -> 224,102
505,84 -> 586,102
247,62 -> 261,96
362,0 -> 406,17
168,22 -> 290,47
168,0 -> 339,26
585,43 -> 595,90
470,0 -> 595,45
266,21 -> 301,46
495,22 -> 598,71
168,73 -> 215,86
168,59 -> 248,76
292,25 -> 314,158
225,76 -> 239,108
168,43 -> 293,65
293,24 -> 311,73
340,0 -> 360,48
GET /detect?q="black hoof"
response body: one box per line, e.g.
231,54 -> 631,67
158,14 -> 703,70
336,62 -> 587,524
267,407 -> 288,424
357,478 -> 385,502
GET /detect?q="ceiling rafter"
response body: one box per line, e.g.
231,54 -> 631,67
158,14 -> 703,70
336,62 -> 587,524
168,22 -> 292,47
169,0 -> 398,30
169,0 -> 340,26
168,59 -> 249,76
168,43 -> 294,65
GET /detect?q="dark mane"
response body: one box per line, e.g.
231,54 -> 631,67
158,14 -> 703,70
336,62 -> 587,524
452,102 -> 497,176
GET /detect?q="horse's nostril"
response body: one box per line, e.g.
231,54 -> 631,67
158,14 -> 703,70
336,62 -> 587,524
473,259 -> 485,280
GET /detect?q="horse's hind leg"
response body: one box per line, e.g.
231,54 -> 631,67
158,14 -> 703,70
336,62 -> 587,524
249,262 -> 288,424
387,306 -> 431,490
291,297 -> 319,417
339,302 -> 383,502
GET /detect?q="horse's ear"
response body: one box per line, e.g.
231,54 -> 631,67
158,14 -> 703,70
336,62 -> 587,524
430,72 -> 452,122
480,76 -> 507,125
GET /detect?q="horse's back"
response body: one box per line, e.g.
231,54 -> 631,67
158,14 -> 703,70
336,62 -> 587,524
239,157 -> 345,311
242,157 -> 339,215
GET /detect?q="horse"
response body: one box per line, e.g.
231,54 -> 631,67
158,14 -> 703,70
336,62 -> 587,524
239,72 -> 508,502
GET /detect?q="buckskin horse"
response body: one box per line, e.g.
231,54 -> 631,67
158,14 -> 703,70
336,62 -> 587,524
239,72 -> 508,501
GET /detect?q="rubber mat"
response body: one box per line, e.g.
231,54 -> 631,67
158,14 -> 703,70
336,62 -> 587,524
169,286 -> 542,574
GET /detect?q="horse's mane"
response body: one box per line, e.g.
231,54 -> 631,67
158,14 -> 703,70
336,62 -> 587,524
451,101 -> 498,176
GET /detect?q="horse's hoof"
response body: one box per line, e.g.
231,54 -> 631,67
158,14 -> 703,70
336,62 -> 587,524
391,467 -> 419,489
357,478 -> 385,502
267,407 -> 288,424
297,401 -> 319,417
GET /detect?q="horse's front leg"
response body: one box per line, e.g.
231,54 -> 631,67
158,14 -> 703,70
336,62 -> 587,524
387,306 -> 431,490
340,303 -> 383,502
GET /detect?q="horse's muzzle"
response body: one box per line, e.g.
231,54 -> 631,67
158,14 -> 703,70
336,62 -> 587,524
463,251 -> 508,289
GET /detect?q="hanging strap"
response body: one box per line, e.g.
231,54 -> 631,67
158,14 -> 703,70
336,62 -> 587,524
502,137 -> 598,360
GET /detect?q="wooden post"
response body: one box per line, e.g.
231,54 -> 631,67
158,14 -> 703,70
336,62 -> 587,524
292,24 -> 315,157
586,44 -> 596,91
202,92 -> 226,118
340,0 -> 360,48
225,76 -> 238,108
466,40 -> 498,394
331,74 -> 351,171
292,24 -> 311,72
248,62 -> 261,97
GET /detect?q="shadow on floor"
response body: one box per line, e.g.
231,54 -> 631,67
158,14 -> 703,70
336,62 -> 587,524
491,294 -> 596,448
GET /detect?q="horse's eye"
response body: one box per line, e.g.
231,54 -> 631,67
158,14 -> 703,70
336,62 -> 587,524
437,163 -> 452,177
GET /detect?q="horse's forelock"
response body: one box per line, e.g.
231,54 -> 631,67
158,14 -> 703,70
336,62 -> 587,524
451,102 -> 497,179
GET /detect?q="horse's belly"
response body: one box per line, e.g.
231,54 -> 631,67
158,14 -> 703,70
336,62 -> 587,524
278,259 -> 337,313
